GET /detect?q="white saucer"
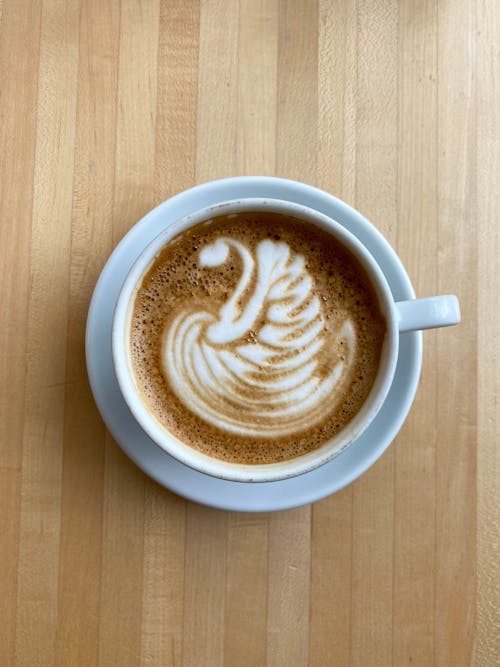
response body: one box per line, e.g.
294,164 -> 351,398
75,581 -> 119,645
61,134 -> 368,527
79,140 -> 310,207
86,177 -> 422,512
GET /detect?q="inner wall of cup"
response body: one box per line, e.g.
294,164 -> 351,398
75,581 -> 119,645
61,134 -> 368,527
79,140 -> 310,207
117,200 -> 398,481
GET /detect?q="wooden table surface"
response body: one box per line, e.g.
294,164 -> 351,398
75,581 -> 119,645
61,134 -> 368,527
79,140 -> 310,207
1,1 -> 498,665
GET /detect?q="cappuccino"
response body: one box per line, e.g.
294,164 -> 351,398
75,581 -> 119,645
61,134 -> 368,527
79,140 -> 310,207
130,211 -> 385,464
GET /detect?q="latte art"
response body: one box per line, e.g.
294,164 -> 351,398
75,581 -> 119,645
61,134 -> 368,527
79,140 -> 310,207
163,238 -> 356,436
131,211 -> 385,464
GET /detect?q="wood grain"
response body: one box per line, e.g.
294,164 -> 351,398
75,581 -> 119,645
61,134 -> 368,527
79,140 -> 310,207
435,2 -> 477,664
56,2 -> 119,664
15,3 -> 80,664
476,2 -> 500,664
393,2 -> 438,664
0,1 -> 42,663
0,1 -> 496,665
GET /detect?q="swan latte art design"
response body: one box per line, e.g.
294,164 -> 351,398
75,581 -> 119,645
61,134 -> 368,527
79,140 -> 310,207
164,237 -> 356,436
131,212 -> 386,464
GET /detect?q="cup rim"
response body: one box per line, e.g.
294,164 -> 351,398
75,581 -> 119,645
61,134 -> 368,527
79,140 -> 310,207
112,198 -> 399,482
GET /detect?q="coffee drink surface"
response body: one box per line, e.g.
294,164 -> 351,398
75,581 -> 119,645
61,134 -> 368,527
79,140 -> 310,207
130,211 -> 386,464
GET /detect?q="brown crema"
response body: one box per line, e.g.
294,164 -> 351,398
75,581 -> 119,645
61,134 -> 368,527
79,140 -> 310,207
130,211 -> 386,464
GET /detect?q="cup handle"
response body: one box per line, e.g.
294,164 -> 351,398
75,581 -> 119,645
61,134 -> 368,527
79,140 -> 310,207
395,295 -> 460,333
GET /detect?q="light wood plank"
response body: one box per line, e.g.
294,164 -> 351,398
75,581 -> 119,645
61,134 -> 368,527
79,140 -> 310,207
0,1 -> 42,663
276,0 -> 319,182
236,0 -> 279,176
392,1 -> 438,664
111,0 -> 160,241
141,488 -> 186,667
266,508 -> 311,667
55,2 -> 120,664
354,0 -> 398,242
154,0 -> 199,200
196,0 -> 239,181
435,1 -> 477,664
317,0 -> 357,201
476,1 -> 500,663
309,490 -> 353,666
224,513 -> 269,667
182,506 -> 228,667
14,2 -> 80,665
351,457 -> 395,667
99,442 -> 146,667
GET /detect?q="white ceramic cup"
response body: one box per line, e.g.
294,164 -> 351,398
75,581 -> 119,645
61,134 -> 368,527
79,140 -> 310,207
112,198 -> 460,482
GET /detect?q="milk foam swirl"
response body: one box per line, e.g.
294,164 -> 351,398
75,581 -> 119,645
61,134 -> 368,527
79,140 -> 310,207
162,238 -> 356,437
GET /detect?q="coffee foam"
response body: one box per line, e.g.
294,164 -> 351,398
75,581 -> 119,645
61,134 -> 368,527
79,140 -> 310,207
130,212 -> 386,464
163,237 -> 357,436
